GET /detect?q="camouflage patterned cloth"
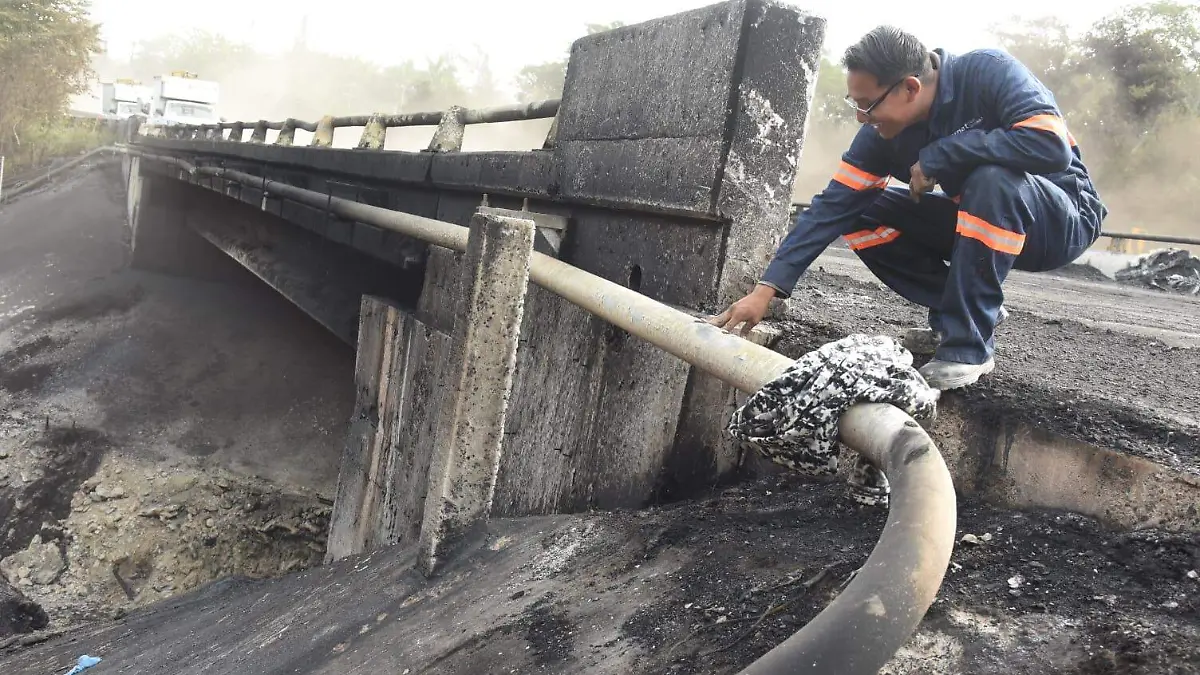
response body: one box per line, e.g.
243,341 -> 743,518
727,334 -> 939,507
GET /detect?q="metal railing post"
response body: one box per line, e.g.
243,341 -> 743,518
312,116 -> 335,147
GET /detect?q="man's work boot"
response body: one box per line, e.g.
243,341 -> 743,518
902,306 -> 1008,356
919,357 -> 995,390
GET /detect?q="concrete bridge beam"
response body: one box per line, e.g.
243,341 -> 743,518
130,165 -> 424,344
124,0 -> 829,561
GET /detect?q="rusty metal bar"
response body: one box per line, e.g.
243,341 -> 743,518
0,147 -> 118,202
460,99 -> 559,125
1102,231 -> 1200,246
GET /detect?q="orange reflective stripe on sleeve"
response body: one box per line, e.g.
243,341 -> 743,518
832,161 -> 890,191
844,226 -> 900,251
1012,114 -> 1075,146
955,212 -> 1025,255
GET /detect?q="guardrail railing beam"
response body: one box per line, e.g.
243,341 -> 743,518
136,99 -> 561,151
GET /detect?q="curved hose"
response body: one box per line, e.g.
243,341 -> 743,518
737,403 -> 957,675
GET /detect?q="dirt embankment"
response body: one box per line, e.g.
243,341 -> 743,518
770,260 -> 1200,474
0,167 -> 355,638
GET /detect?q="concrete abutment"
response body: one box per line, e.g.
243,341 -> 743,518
322,0 -> 828,562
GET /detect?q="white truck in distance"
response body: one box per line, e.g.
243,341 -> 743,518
149,72 -> 220,126
101,80 -> 150,119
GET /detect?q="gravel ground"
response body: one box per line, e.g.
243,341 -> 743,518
1,164 -> 1197,673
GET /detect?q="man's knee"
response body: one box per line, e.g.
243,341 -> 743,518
962,164 -> 1025,199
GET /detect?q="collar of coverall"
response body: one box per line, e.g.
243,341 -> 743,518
928,48 -> 954,121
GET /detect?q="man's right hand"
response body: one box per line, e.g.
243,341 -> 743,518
708,283 -> 777,336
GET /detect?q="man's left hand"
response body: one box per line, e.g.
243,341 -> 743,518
909,161 -> 936,203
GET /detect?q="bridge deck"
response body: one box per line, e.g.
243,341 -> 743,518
776,247 -> 1200,475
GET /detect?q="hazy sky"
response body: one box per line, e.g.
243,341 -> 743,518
90,0 -> 1144,87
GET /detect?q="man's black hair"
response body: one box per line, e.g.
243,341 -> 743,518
842,26 -> 933,86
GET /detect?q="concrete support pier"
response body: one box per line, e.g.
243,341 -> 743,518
418,213 -> 535,575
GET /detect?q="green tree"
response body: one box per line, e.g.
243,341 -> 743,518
1082,1 -> 1200,120
515,61 -> 567,101
584,21 -> 627,35
0,0 -> 100,154
128,30 -> 255,84
400,55 -> 469,111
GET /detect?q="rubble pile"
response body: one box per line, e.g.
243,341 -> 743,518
1115,248 -> 1200,295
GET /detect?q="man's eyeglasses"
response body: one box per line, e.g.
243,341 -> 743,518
843,75 -> 914,117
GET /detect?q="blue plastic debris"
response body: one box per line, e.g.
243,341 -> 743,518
63,655 -> 102,675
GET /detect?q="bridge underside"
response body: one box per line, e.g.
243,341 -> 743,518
130,165 -> 425,345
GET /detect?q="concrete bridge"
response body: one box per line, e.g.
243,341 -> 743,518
123,0 -> 828,562
9,1 -> 1199,672
119,0 -> 1200,585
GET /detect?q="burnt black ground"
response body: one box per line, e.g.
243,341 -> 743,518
2,476 -> 1196,674
774,252 -> 1200,474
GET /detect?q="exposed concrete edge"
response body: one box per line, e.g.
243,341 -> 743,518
929,397 -> 1200,532
132,139 -> 728,222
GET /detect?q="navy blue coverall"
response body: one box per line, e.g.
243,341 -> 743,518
761,48 -> 1108,365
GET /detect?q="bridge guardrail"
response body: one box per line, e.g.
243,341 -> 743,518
128,145 -> 957,674
140,99 -> 561,153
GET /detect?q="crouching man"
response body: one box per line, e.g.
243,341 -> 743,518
711,25 -> 1107,390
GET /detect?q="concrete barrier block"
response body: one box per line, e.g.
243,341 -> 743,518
415,246 -> 465,334
567,210 -> 723,307
389,188 -> 440,219
417,212 -> 535,576
557,3 -> 742,143
554,0 -> 825,285
326,297 -> 452,561
429,152 -> 555,197
557,137 -> 725,215
492,294 -> 693,515
715,1 -> 826,306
